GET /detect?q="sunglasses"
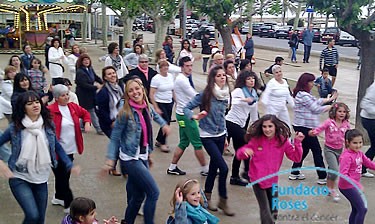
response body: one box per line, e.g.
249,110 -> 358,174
139,61 -> 149,63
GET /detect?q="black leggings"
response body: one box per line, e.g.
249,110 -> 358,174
291,126 -> 327,179
226,120 -> 249,177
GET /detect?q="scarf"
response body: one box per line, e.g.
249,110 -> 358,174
186,203 -> 220,224
129,99 -> 151,153
106,82 -> 124,120
242,87 -> 258,105
16,115 -> 51,173
73,53 -> 80,58
212,83 -> 230,101
110,54 -> 122,71
137,65 -> 149,80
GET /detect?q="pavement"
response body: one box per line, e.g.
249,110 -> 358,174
0,31 -> 374,224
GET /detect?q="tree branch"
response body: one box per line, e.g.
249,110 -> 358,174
363,11 -> 375,26
342,0 -> 354,19
251,0 -> 273,16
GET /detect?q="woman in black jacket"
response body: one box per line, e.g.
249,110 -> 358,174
289,30 -> 299,63
201,31 -> 212,75
75,54 -> 104,135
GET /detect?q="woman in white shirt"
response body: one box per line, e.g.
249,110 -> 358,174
149,61 -> 175,152
124,43 -> 143,70
177,39 -> 194,63
104,42 -> 129,84
48,38 -> 67,85
66,45 -> 80,82
154,49 -> 181,75
0,65 -> 17,123
225,71 -> 260,186
261,65 -> 294,127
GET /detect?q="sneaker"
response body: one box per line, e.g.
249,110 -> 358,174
329,190 -> 340,202
167,167 -> 186,175
317,178 -> 327,185
51,196 -> 64,207
63,207 -> 70,214
362,171 -> 375,178
230,177 -> 248,186
200,171 -> 209,176
288,173 -> 306,180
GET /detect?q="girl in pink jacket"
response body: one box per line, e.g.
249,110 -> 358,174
339,129 -> 375,224
236,114 -> 304,224
309,102 -> 350,201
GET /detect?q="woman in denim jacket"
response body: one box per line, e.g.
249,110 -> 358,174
0,91 -> 79,223
101,78 -> 170,224
183,65 -> 235,216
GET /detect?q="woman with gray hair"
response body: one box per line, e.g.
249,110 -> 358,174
260,65 -> 294,127
47,84 -> 91,213
125,54 -> 158,96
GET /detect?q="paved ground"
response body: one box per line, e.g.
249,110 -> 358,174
0,31 -> 374,224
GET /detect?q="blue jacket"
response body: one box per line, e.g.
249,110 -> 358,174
106,106 -> 166,160
244,38 -> 254,56
20,53 -> 34,70
184,92 -> 227,135
0,123 -> 73,172
302,29 -> 314,46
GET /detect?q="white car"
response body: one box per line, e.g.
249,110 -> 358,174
338,31 -> 358,46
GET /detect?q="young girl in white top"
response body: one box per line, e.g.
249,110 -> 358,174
178,39 -> 195,63
48,38 -> 67,85
66,44 -> 80,81
261,65 -> 294,127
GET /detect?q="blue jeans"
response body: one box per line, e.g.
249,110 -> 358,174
9,178 -> 48,224
291,47 -> 297,62
303,45 -> 311,62
201,134 -> 228,198
88,108 -> 102,132
361,117 -> 375,173
120,159 -> 159,224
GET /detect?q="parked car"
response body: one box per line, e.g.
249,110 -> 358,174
275,26 -> 292,39
241,22 -> 249,34
337,31 -> 358,46
259,25 -> 277,38
192,25 -> 215,40
321,27 -> 340,43
252,23 -> 263,35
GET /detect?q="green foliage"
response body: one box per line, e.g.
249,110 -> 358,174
287,18 -> 304,27
267,0 -> 282,16
100,0 -> 140,18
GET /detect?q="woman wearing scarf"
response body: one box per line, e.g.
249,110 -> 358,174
48,38 -> 67,85
163,35 -> 174,63
101,78 -> 170,224
124,43 -> 144,70
225,71 -> 260,186
67,44 -> 80,81
183,65 -> 235,216
0,91 -> 79,223
48,84 -> 91,213
75,54 -> 104,135
125,54 -> 158,97
105,42 -> 129,84
96,66 -> 124,176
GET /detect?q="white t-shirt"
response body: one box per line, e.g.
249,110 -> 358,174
174,73 -> 197,115
119,145 -> 149,161
58,105 -> 77,155
150,73 -> 174,103
261,78 -> 294,111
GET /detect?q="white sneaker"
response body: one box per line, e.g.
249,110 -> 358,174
63,207 -> 70,214
288,173 -> 305,180
362,171 -> 375,178
317,178 -> 327,185
51,196 -> 64,207
329,189 -> 340,202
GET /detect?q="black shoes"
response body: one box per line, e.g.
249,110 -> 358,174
230,176 -> 248,186
167,167 -> 186,175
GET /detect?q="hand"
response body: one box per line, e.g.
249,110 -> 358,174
148,156 -> 154,169
192,111 -> 208,120
175,187 -> 183,203
103,216 -> 119,224
224,139 -> 229,149
162,125 -> 171,136
41,95 -> 49,104
316,84 -> 320,87
308,130 -> 316,137
70,165 -> 81,176
294,132 -> 305,141
94,82 -> 103,89
335,64 -> 338,69
84,122 -> 91,133
244,149 -> 254,158
0,160 -> 14,179
242,97 -> 254,104
155,107 -> 163,115
330,91 -> 338,101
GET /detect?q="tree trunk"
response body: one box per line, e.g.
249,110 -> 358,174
249,17 -> 253,36
153,17 -> 169,53
247,0 -> 254,36
325,13 -> 329,28
81,5 -> 88,42
282,0 -> 287,25
218,26 -> 233,55
101,4 -> 108,47
293,3 -> 302,29
355,34 -> 375,135
122,15 -> 134,44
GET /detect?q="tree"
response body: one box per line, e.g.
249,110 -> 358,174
308,0 -> 375,129
267,0 -> 282,16
189,0 -> 272,55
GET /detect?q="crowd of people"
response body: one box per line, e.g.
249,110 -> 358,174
0,32 -> 373,224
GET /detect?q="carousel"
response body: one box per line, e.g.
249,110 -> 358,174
0,0 -> 86,53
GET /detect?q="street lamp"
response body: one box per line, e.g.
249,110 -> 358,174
92,2 -> 100,44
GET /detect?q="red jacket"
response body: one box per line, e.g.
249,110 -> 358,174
48,102 -> 91,155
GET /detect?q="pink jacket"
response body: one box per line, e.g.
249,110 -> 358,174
236,136 -> 302,189
338,149 -> 375,190
313,119 -> 350,150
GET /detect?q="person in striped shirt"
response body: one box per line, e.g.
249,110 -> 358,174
319,38 -> 339,87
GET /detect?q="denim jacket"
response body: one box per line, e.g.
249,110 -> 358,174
184,92 -> 228,135
107,106 -> 166,160
0,123 -> 73,172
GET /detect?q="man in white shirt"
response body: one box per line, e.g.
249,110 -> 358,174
167,57 -> 209,176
